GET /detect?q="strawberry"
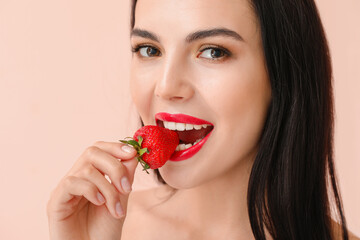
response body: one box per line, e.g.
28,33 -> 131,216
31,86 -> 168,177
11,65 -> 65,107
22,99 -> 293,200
119,125 -> 179,173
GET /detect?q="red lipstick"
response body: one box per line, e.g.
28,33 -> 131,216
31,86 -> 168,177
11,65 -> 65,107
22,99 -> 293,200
155,112 -> 214,162
169,131 -> 213,161
155,112 -> 213,125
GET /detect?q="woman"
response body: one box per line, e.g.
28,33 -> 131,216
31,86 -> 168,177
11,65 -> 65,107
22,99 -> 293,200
47,0 -> 359,239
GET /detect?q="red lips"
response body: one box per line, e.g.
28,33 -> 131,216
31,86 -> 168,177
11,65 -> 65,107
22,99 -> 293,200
155,112 -> 213,125
155,112 -> 214,162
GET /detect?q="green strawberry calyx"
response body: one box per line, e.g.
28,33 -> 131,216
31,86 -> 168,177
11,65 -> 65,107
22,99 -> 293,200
119,136 -> 151,174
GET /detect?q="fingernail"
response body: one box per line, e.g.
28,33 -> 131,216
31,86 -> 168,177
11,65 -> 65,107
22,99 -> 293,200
121,176 -> 132,193
122,144 -> 135,154
116,202 -> 124,217
97,192 -> 105,203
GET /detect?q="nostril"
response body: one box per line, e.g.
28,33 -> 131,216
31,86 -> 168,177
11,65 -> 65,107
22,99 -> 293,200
155,80 -> 195,102
155,92 -> 184,101
169,96 -> 184,101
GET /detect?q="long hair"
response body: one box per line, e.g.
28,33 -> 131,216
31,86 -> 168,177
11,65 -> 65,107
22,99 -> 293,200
129,0 -> 349,239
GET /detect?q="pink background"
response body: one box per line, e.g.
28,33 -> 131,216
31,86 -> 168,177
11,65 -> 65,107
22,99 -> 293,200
0,0 -> 359,239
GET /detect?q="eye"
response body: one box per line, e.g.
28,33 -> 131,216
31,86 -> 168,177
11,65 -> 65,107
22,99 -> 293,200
197,46 -> 230,61
131,45 -> 161,58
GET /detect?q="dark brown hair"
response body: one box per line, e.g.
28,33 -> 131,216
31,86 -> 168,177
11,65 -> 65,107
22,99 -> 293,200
130,0 -> 349,239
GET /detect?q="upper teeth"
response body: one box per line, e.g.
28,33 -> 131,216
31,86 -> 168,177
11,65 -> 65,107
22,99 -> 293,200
163,121 -> 210,131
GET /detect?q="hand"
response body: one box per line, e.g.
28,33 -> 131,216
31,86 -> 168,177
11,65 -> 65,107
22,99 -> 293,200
46,141 -> 138,240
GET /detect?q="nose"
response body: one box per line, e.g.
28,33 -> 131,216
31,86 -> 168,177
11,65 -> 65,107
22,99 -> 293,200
154,53 -> 195,102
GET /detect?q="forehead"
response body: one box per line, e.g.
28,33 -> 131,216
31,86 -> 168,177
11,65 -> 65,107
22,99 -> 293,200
134,0 -> 258,42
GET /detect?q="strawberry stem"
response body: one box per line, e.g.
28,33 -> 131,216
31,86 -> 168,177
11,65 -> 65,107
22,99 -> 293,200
119,136 -> 151,174
137,157 -> 150,174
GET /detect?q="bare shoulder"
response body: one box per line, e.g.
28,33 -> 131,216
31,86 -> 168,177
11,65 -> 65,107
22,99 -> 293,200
121,185 -> 175,240
331,219 -> 360,240
350,234 -> 360,240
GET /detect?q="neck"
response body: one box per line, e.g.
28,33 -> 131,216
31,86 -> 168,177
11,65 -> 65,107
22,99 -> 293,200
167,155 -> 255,238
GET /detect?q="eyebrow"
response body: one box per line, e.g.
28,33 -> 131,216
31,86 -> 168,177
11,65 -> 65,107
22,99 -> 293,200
130,27 -> 244,43
131,28 -> 160,42
186,28 -> 244,42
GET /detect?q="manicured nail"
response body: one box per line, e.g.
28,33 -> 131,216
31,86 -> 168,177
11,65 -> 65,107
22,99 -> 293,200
97,192 -> 105,203
116,202 -> 124,217
121,176 -> 132,193
122,144 -> 135,154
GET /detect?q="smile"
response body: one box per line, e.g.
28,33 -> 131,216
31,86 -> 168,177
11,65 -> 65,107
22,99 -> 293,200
155,112 -> 214,161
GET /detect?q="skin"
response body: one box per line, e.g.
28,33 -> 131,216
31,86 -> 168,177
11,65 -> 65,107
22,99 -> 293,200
124,0 -> 271,239
46,0 -> 359,239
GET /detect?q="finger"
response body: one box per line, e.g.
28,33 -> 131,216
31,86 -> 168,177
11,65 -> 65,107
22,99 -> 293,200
121,157 -> 139,183
93,141 -> 137,161
55,176 -> 105,207
78,166 -> 126,219
81,146 -> 137,194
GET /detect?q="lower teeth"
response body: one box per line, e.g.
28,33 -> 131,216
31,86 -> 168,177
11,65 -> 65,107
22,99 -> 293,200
175,138 -> 203,151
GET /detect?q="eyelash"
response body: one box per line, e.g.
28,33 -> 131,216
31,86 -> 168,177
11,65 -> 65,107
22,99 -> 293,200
131,44 -> 159,55
131,44 -> 231,61
197,45 -> 231,61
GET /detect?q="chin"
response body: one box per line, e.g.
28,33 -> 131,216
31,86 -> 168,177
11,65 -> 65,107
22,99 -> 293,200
158,162 -> 223,190
158,166 -> 204,190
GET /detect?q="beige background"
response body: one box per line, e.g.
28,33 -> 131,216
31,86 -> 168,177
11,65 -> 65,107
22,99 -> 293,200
0,0 -> 359,239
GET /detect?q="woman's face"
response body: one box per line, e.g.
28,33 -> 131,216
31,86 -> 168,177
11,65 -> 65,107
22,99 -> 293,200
130,0 -> 271,189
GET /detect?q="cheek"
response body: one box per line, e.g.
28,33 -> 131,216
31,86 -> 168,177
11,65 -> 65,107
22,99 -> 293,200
220,74 -> 270,124
201,61 -> 270,123
201,60 -> 271,158
130,62 -> 156,124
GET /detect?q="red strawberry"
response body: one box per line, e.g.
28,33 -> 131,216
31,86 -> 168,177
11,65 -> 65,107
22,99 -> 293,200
119,125 -> 179,173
